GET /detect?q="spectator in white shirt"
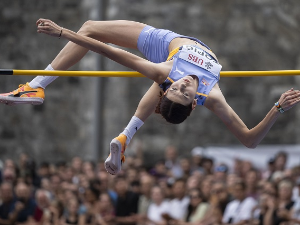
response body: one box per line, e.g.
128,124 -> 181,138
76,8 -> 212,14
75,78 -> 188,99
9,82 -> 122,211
222,180 -> 257,224
167,179 -> 190,220
147,186 -> 169,225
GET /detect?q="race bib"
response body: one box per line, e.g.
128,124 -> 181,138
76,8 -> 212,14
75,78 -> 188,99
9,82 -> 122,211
179,45 -> 222,77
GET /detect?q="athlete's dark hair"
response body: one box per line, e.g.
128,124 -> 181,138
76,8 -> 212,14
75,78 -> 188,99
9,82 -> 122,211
155,95 -> 193,124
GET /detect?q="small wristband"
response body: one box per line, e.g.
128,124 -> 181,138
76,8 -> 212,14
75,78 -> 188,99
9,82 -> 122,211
58,28 -> 63,39
275,102 -> 285,114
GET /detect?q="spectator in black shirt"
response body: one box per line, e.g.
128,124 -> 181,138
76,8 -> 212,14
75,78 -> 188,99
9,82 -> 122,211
114,176 -> 139,225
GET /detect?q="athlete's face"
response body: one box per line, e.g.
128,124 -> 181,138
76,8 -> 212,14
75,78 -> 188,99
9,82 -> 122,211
165,75 -> 199,107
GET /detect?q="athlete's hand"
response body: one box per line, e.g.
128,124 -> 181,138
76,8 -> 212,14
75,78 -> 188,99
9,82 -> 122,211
277,88 -> 300,112
36,18 -> 63,38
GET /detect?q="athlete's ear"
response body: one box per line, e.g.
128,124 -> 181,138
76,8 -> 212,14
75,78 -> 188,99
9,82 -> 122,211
192,99 -> 197,110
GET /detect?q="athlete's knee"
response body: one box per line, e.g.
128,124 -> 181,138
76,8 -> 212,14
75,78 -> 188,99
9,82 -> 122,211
77,20 -> 97,37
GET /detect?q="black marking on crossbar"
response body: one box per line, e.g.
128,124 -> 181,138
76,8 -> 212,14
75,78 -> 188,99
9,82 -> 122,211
0,70 -> 13,75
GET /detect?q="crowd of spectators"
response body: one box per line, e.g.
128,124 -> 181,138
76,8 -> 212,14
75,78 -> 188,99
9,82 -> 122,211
1,145 -> 300,225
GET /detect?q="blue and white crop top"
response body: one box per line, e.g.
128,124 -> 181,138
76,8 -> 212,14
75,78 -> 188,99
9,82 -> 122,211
159,45 -> 222,105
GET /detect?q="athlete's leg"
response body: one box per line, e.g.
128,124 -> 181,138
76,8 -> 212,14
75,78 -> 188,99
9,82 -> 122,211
30,20 -> 147,89
51,20 -> 147,70
0,20 -> 147,105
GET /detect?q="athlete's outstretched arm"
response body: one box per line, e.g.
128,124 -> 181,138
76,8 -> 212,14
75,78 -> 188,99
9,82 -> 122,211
116,82 -> 162,147
36,18 -> 169,84
134,82 -> 163,121
205,84 -> 300,148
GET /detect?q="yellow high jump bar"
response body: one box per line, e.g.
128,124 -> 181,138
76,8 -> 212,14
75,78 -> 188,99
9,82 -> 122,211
1,69 -> 300,77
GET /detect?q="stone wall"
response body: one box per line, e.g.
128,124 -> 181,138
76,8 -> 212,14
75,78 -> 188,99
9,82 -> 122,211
1,0 -> 300,164
0,0 -> 101,162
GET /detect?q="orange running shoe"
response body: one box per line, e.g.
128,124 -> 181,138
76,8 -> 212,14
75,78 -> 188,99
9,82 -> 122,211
0,83 -> 44,105
105,134 -> 127,175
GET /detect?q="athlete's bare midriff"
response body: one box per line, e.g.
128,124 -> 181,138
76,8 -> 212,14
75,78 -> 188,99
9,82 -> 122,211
169,37 -> 218,61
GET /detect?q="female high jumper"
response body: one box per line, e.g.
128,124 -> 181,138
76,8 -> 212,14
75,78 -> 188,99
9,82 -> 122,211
0,19 -> 299,175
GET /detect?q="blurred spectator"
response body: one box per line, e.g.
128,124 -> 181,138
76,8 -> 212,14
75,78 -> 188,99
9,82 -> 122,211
211,181 -> 231,214
0,182 -> 15,224
96,192 -> 115,225
190,147 -> 204,173
147,186 -> 169,225
4,159 -> 16,171
130,181 -> 140,196
262,157 -> 276,181
167,178 -> 189,220
245,169 -> 260,200
179,158 -> 191,180
71,157 -> 83,175
43,199 -> 64,225
274,151 -> 288,172
186,175 -> 201,192
97,171 -> 117,206
226,173 -> 239,199
233,159 -> 243,177
61,166 -> 75,184
214,164 -> 228,182
18,153 -> 29,178
78,174 -> 91,201
127,168 -> 139,190
222,180 -> 257,224
9,182 -> 37,224
259,179 -> 300,225
90,179 -> 102,197
40,177 -> 52,195
82,161 -> 96,180
274,180 -> 295,224
157,179 -> 172,200
114,175 -> 139,225
201,181 -> 230,225
199,181 -> 230,225
50,173 -> 62,197
56,161 -> 67,181
184,188 -> 209,223
35,161 -> 51,188
164,146 -> 183,178
78,186 -> 100,224
62,197 -> 80,225
201,157 -> 214,175
263,181 -> 278,197
138,175 -> 154,216
38,162 -> 51,179
34,189 -> 52,222
240,161 -> 253,179
200,177 -> 213,202
2,167 -> 17,185
149,160 -> 168,180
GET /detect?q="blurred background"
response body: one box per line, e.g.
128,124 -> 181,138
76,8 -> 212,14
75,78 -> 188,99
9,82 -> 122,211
1,0 -> 300,225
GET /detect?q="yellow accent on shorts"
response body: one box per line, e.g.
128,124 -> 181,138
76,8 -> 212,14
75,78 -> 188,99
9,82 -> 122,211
167,77 -> 175,83
197,92 -> 208,97
167,47 -> 180,61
